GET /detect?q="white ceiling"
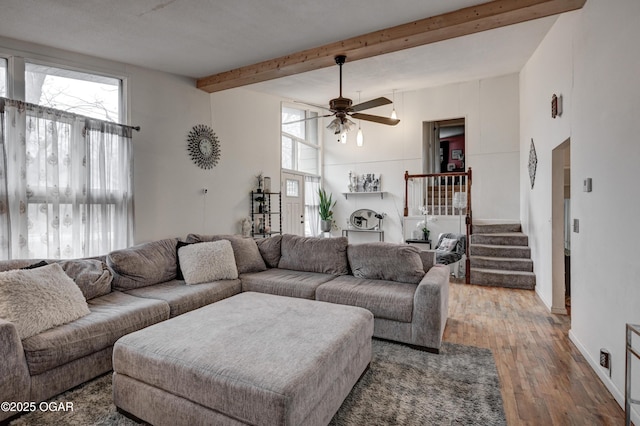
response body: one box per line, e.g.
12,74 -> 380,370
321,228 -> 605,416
0,0 -> 556,104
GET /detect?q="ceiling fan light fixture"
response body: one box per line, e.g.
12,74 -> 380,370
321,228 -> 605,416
356,127 -> 364,146
327,118 -> 341,134
390,108 -> 398,120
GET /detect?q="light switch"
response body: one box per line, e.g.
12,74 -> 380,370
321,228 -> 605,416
583,178 -> 592,192
573,219 -> 579,233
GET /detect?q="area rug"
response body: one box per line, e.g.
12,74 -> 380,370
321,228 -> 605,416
10,340 -> 506,426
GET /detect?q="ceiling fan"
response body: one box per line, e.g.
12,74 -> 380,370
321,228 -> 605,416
284,55 -> 400,134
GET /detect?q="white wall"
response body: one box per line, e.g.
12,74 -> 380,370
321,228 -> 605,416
208,88 -> 282,235
323,74 -> 521,243
519,11 -> 575,309
130,67 -> 213,242
520,0 -> 640,416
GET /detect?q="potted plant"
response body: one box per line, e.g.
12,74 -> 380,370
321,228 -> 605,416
417,220 -> 430,241
318,188 -> 336,232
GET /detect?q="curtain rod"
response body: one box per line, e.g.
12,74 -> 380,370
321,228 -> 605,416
0,97 -> 141,132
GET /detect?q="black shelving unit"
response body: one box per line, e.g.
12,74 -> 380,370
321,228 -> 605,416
250,191 -> 282,238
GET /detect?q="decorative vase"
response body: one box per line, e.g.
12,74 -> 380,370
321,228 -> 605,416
423,230 -> 430,241
320,219 -> 332,232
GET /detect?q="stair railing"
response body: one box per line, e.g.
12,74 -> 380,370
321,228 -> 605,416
404,168 -> 473,283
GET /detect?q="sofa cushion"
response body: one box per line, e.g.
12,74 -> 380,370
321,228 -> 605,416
57,259 -> 113,300
21,291 -> 169,375
278,234 -> 348,275
315,275 -> 417,322
0,259 -> 46,272
178,240 -> 238,285
348,242 -> 425,284
125,279 -> 241,318
418,250 -> 435,271
185,234 -> 267,274
240,268 -> 336,300
108,238 -> 178,291
0,263 -> 91,340
255,235 -> 282,268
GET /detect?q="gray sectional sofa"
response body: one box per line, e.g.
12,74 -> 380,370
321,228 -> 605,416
0,233 -> 449,423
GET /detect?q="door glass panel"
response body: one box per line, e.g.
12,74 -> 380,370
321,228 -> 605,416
286,179 -> 299,197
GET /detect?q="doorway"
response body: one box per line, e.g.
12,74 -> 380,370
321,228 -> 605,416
422,118 -> 466,174
551,139 -> 571,315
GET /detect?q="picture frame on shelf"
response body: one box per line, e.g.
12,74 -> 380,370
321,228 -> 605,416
447,163 -> 455,172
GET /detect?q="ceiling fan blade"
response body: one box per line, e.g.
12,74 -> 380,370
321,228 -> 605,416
293,100 -> 333,113
350,97 -> 392,112
283,114 -> 332,125
351,113 -> 400,126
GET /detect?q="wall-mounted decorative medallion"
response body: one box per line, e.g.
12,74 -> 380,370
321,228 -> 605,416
528,138 -> 538,189
551,94 -> 562,119
187,124 -> 220,169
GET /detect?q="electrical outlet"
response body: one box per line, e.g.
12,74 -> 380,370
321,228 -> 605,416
600,349 -> 610,371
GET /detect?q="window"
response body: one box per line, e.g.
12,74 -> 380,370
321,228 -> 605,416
25,63 -> 120,121
281,106 -> 319,175
0,58 -> 7,97
286,179 -> 300,197
281,104 -> 322,236
0,57 -> 131,260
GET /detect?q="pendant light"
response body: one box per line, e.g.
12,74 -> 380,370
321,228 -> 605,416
390,89 -> 398,120
356,91 -> 364,147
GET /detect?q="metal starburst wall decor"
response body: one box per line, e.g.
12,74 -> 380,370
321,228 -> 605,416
187,124 -> 221,170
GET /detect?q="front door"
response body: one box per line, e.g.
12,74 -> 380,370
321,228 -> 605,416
282,172 -> 304,235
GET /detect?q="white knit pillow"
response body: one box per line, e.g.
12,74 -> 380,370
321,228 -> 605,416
178,240 -> 238,285
0,263 -> 91,340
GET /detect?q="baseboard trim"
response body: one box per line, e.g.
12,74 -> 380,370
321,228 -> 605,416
568,329 -> 636,422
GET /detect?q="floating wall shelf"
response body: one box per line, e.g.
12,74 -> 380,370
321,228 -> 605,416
342,191 -> 386,200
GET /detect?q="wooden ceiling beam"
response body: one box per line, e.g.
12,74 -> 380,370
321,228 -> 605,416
196,0 -> 585,93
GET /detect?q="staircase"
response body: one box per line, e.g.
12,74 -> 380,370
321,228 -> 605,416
469,223 -> 536,290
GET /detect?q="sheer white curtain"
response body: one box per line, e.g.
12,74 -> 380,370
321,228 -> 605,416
304,175 -> 320,237
0,98 -> 134,259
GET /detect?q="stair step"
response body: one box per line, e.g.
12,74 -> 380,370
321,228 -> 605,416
470,268 -> 536,290
470,256 -> 533,272
471,232 -> 528,246
469,244 -> 531,259
472,223 -> 522,234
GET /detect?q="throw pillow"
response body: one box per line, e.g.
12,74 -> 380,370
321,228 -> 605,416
437,238 -> 458,252
0,263 -> 91,340
347,242 -> 425,284
175,241 -> 193,280
184,234 -> 266,274
21,260 -> 48,270
178,240 -> 238,285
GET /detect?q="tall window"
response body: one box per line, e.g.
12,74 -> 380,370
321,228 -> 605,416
1,58 -> 131,260
281,105 -> 322,236
281,106 -> 319,175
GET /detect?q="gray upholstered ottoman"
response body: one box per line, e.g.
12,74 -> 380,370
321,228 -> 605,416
112,292 -> 374,426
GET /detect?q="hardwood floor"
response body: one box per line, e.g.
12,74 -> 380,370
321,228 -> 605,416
443,281 -> 625,425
